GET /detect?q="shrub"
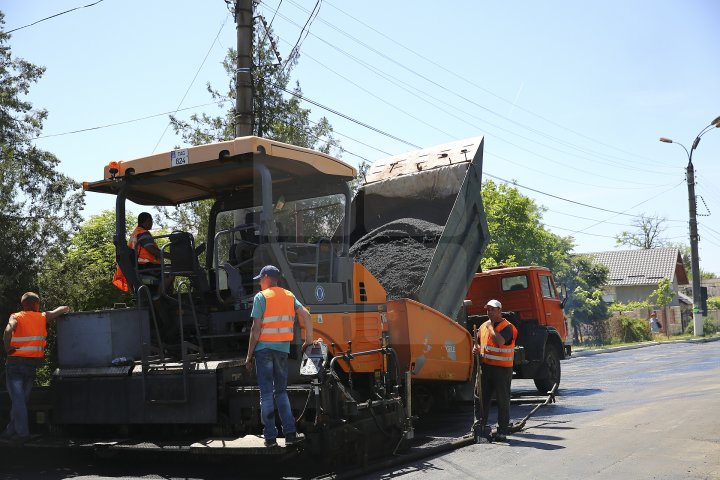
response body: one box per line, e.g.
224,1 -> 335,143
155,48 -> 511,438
607,314 -> 652,344
683,317 -> 719,335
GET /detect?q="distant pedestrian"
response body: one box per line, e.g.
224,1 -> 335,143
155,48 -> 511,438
473,299 -> 517,442
245,265 -> 314,447
649,312 -> 661,334
2,292 -> 69,442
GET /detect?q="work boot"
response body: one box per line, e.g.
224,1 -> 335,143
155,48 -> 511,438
264,438 -> 278,447
285,432 -> 304,446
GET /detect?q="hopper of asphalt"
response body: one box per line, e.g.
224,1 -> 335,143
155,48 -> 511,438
349,218 -> 444,300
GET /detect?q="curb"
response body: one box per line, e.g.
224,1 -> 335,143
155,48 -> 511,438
570,335 -> 720,357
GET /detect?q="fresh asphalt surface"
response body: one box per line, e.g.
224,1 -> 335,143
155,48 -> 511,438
1,340 -> 719,480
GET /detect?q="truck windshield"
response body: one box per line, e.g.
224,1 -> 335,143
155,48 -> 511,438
501,275 -> 528,291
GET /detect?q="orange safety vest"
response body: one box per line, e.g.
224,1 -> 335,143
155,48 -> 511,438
112,226 -> 160,292
128,226 -> 160,265
479,318 -> 517,368
258,287 -> 296,342
9,311 -> 47,359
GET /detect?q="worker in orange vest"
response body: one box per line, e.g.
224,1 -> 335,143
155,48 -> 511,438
2,292 -> 69,442
113,212 -> 169,292
473,299 -> 518,442
245,265 -> 313,447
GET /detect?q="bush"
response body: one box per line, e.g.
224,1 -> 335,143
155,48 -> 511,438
607,314 -> 652,344
683,317 -> 719,336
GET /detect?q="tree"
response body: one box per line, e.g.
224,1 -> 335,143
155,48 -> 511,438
0,13 -> 84,322
161,26 -> 344,245
650,277 -> 673,336
38,211 -> 135,312
666,242 -> 716,281
615,214 -> 667,249
480,180 -> 574,272
557,255 -> 610,343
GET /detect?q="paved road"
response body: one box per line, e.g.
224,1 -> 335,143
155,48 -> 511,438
370,340 -> 720,480
1,341 -> 718,479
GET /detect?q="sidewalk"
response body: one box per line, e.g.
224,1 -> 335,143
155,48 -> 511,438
571,335 -> 720,357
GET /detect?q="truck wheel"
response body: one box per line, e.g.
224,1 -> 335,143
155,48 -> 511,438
533,345 -> 561,394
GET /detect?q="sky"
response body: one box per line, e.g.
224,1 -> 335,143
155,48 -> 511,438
4,0 -> 720,275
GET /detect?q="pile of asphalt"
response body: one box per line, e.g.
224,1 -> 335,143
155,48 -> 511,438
349,218 -> 444,300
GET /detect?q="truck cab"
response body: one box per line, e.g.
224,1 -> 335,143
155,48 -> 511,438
466,266 -> 568,393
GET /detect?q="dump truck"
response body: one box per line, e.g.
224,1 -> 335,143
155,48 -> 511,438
2,136 -> 489,459
466,266 -> 570,393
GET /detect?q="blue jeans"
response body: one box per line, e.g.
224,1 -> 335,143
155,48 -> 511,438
254,348 -> 295,440
4,364 -> 37,437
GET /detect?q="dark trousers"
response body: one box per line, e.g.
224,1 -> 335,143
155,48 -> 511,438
480,363 -> 513,433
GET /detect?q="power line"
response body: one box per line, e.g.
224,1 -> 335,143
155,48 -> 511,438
543,224 -> 617,239
319,0 -> 671,168
282,0 -> 321,71
278,86 -> 421,149
35,101 -> 226,139
7,0 -> 105,34
151,12 -> 230,153
278,85 -> 686,225
566,181 -> 686,235
546,208 -> 666,228
267,6 -> 678,181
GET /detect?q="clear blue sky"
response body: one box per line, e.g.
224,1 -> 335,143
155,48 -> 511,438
5,0 -> 720,275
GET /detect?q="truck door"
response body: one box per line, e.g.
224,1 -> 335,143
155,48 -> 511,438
538,273 -> 566,340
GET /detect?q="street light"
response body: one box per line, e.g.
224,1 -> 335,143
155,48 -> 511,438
660,115 -> 720,336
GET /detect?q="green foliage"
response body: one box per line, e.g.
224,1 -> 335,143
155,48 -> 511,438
38,210 -> 135,312
0,14 -> 84,323
683,317 -> 718,335
557,255 -> 610,331
608,300 -> 651,313
480,180 -> 574,272
707,296 -> 720,311
569,287 -> 608,324
479,181 -> 612,341
607,314 -> 652,343
162,28 -> 343,239
665,242 -> 715,280
650,278 -> 673,308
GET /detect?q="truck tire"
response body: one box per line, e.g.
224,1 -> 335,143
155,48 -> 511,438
533,345 -> 561,394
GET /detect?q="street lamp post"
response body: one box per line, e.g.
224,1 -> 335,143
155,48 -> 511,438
660,115 -> 720,337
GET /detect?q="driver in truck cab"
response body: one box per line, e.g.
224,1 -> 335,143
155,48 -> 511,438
473,299 -> 518,442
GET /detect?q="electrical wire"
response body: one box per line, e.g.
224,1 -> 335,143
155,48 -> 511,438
277,86 -> 421,149
7,0 -> 105,34
566,181 -> 686,235
267,7 -> 678,181
35,101 -> 226,139
273,86 -> 688,226
317,0 -> 672,168
151,12 -> 230,153
281,0 -> 321,72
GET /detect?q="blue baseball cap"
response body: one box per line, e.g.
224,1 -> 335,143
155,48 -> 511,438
253,265 -> 281,280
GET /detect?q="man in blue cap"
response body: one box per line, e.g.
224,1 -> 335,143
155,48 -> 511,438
245,265 -> 313,447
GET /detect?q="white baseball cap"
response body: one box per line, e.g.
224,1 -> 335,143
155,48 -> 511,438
486,299 -> 502,309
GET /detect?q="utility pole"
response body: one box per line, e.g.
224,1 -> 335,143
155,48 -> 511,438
660,114 -> 720,336
686,155 -> 703,336
233,0 -> 254,229
234,0 -> 253,138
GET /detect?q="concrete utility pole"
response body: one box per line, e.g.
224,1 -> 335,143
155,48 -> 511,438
660,114 -> 720,337
234,0 -> 253,138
